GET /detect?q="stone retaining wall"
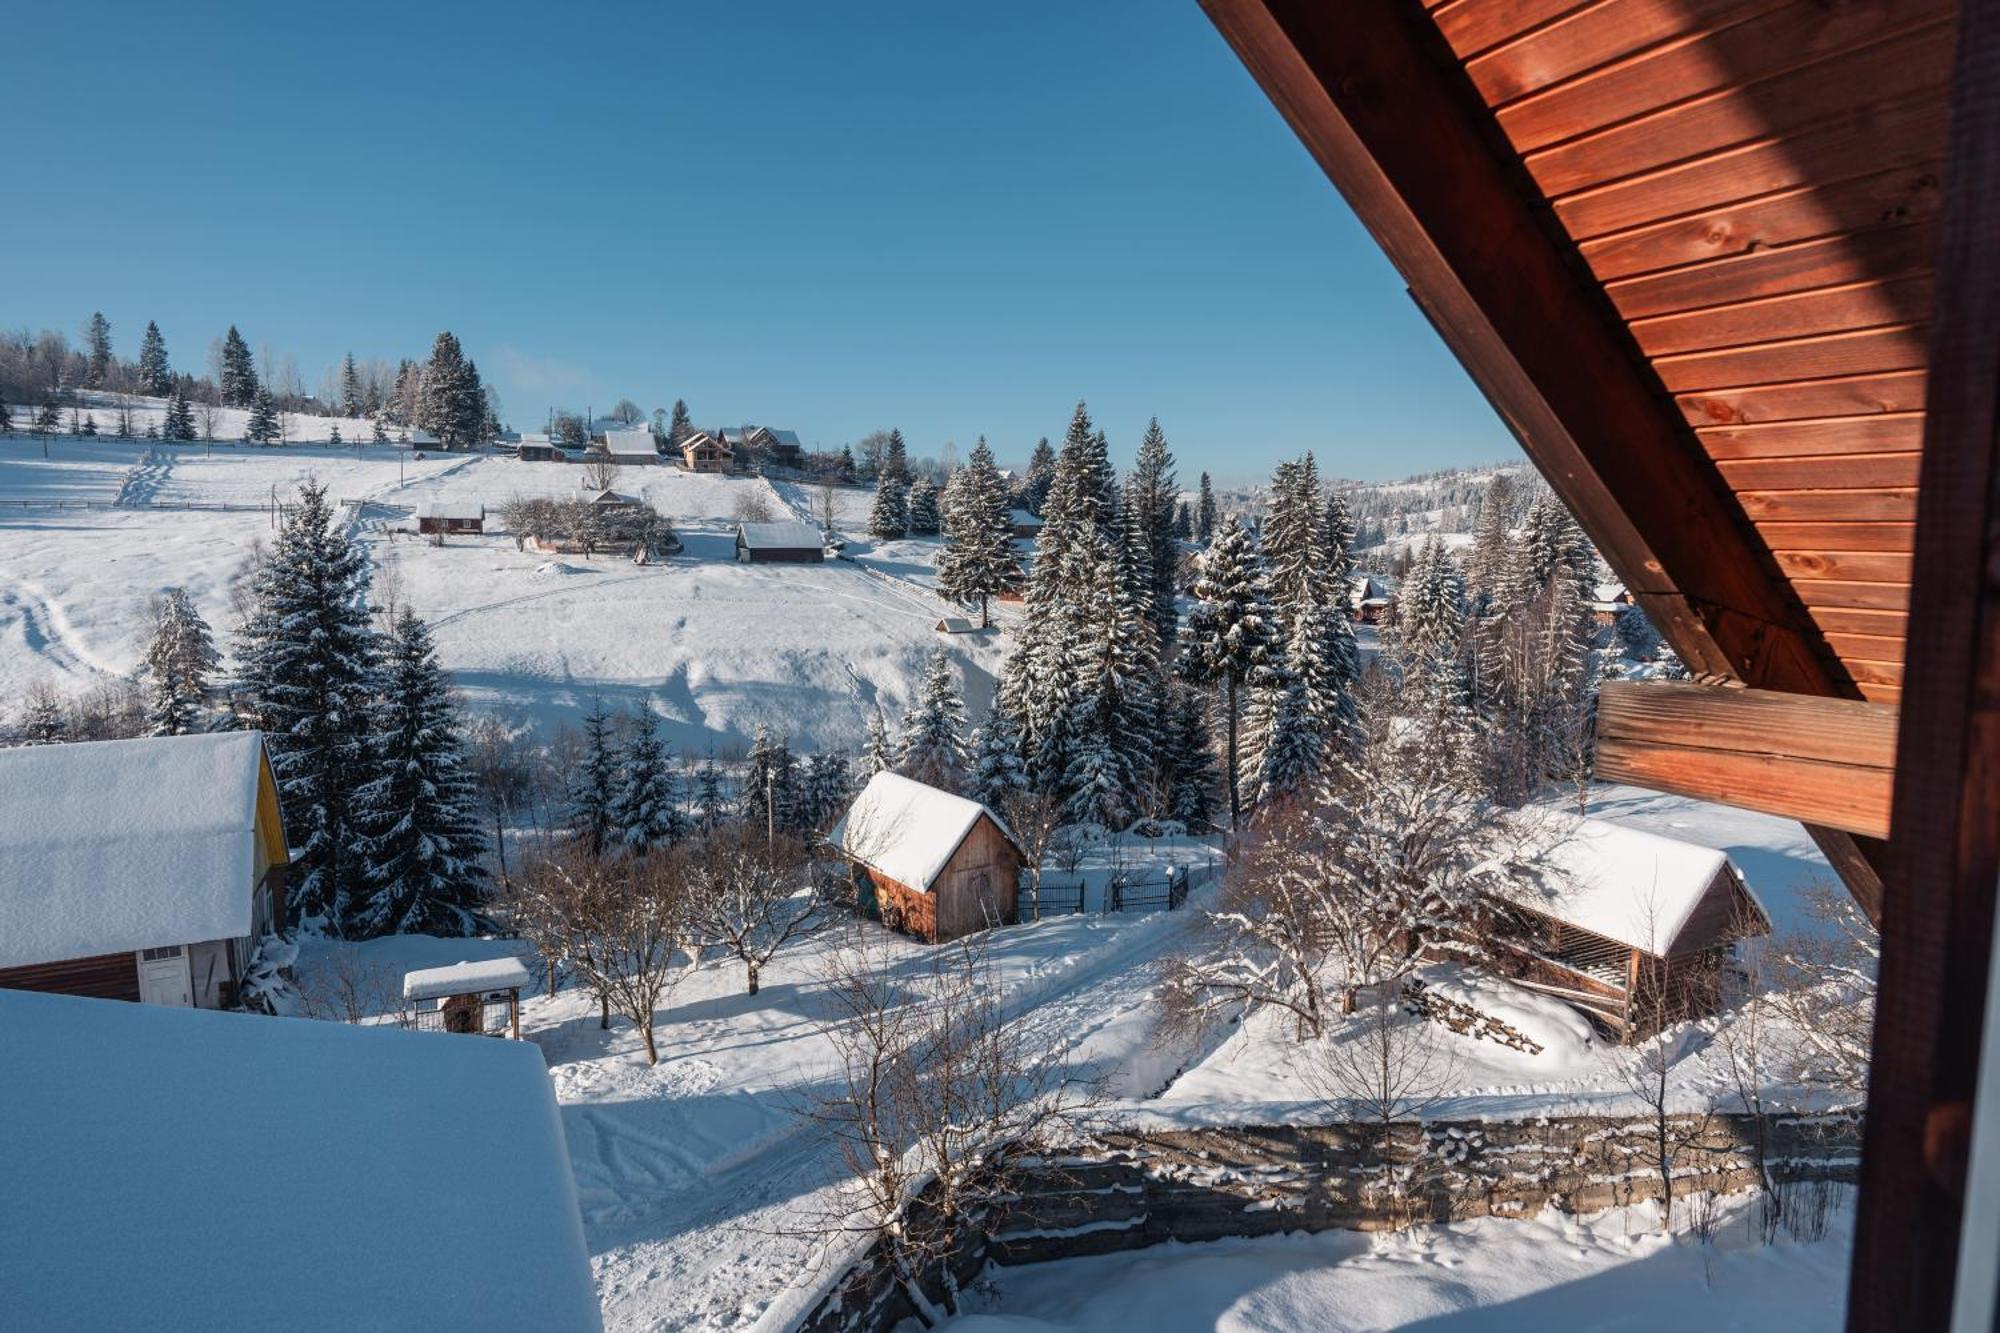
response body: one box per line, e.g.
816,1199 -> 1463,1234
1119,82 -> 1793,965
794,1112 -> 1860,1332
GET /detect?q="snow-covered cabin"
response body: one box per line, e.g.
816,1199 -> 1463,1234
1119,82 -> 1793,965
680,431 -> 732,473
828,772 -> 1023,942
0,732 -> 288,1009
1348,573 -> 1395,624
414,499 -> 485,534
935,616 -> 979,634
517,432 -> 567,463
734,520 -> 825,563
1479,817 -> 1769,1039
599,426 -> 659,464
581,486 -> 642,511
0,988 -> 600,1332
1589,581 -> 1635,626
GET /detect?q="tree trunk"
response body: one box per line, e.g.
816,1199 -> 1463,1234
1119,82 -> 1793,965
746,960 -> 760,995
641,1019 -> 658,1066
600,992 -> 610,1030
1225,677 -> 1241,833
979,593 -> 989,629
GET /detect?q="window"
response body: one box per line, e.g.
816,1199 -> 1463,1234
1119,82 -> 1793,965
140,945 -> 184,961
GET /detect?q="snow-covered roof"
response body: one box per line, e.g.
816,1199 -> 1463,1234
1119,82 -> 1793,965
414,499 -> 485,521
767,428 -> 804,450
0,989 -> 600,1332
827,772 -> 1019,893
404,957 -> 533,1000
935,616 -> 978,634
517,432 -> 552,447
407,429 -> 439,445
0,733 -> 278,968
736,521 -> 825,550
1594,582 -> 1629,604
602,427 -> 657,458
583,487 -> 639,505
1496,816 -> 1760,956
681,431 -> 728,453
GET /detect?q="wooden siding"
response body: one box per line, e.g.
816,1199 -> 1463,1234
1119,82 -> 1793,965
0,951 -> 140,1002
1425,0 -> 1954,706
854,813 -> 1021,943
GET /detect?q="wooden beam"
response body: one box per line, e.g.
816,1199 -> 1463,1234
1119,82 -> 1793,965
1200,0 -> 1887,915
1595,680 -> 1897,842
1853,0 -> 2000,1325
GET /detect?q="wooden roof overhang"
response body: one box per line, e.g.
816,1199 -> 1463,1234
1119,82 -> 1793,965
1200,1 -> 1999,1327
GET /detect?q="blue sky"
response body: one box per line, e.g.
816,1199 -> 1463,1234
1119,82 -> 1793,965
7,2 -> 1514,484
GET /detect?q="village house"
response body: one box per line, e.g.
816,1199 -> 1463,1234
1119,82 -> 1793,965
0,732 -> 288,1009
2,987 -> 601,1332
734,520 -> 826,563
679,430 -> 732,473
414,499 -> 485,535
596,426 -> 659,465
1348,572 -> 1394,624
516,432 -> 567,463
828,772 -> 1023,942
935,616 -> 978,634
1589,581 -> 1635,627
1476,817 -> 1769,1040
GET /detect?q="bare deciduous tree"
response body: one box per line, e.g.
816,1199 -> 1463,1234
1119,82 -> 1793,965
1299,982 -> 1458,1145
732,488 -> 775,524
580,457 -> 620,492
685,826 -> 824,994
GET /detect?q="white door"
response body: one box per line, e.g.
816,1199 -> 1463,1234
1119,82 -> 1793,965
137,946 -> 193,1007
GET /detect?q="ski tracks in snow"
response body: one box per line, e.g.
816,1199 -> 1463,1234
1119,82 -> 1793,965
0,566 -> 124,681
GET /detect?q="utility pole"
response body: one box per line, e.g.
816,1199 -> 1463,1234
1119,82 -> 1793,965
766,767 -> 775,849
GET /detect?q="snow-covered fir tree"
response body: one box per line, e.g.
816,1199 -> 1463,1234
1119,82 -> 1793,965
142,587 -> 219,736
340,353 -> 363,416
1061,522 -> 1158,824
612,708 -> 685,851
235,481 -> 378,928
417,330 -> 486,449
867,473 -> 909,539
1495,487 -> 1593,613
882,427 -> 910,484
1019,437 -> 1056,515
799,751 -> 853,830
694,750 -> 727,829
18,690 -> 68,745
371,416 -> 388,445
352,608 -> 488,937
1176,515 -> 1285,830
1127,417 -> 1181,648
1158,683 -> 1221,831
1466,472 -> 1517,611
85,312 -> 112,388
742,725 -> 799,834
862,706 -> 895,776
935,436 -> 1021,627
137,320 -> 171,395
219,325 -> 258,406
1196,472 -> 1217,543
566,699 -> 620,857
78,413 -> 97,437
898,647 -> 970,791
1173,501 -> 1192,540
1249,680 -> 1321,808
667,398 -> 693,444
1390,537 -> 1468,677
907,475 -> 941,535
163,386 -> 195,442
329,423 -> 342,448
967,698 -> 1029,809
245,386 -> 278,444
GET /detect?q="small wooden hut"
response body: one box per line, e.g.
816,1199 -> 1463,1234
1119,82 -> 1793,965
1480,818 -> 1768,1040
734,521 -> 825,563
402,958 -> 530,1039
414,500 -> 485,535
828,772 -> 1023,942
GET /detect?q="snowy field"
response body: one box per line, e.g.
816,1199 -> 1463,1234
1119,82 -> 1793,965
938,1196 -> 1851,1332
0,436 -> 1004,751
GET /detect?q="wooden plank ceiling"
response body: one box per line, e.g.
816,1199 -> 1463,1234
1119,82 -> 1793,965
1425,0 -> 1954,704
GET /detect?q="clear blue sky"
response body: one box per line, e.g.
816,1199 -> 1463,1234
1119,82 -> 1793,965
8,1 -> 1515,485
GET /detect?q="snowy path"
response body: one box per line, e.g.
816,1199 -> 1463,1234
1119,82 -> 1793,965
0,566 -> 125,680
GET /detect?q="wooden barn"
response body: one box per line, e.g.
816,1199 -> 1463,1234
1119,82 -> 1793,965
734,520 -> 825,563
828,772 -> 1023,942
516,433 -> 567,463
679,431 -> 732,473
1480,818 -> 1768,1039
1198,0 -> 2000,1321
0,732 -> 288,1008
414,500 -> 485,534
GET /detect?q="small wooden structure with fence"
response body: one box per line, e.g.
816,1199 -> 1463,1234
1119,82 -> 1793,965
401,958 -> 529,1039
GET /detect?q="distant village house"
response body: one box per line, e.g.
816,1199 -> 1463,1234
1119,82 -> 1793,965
414,500 -> 485,535
596,426 -> 660,465
680,431 -> 732,473
734,520 -> 826,563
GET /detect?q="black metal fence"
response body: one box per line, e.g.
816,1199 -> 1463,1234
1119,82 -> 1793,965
1015,864 -> 1202,923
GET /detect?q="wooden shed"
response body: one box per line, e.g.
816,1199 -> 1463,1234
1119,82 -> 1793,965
414,500 -> 485,535
1198,2 -> 1996,1319
735,520 -> 826,563
1480,818 -> 1768,1040
827,772 -> 1023,942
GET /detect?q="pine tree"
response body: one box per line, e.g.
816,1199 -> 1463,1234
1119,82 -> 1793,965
372,417 -> 388,445
1159,684 -> 1221,831
235,481 -> 378,929
1061,523 -> 1158,823
1392,538 -> 1468,673
667,398 -> 693,445
694,751 -> 727,829
935,436 -> 1021,627
907,475 -> 941,535
1173,501 -> 1192,541
1249,680 -> 1322,808
35,400 -> 61,434
613,709 -> 684,851
967,699 -> 1029,809
79,413 -> 97,437
1176,516 -> 1285,831
244,386 -> 278,444
137,321 -> 171,395
329,423 -> 343,448
742,725 -> 798,833
862,706 -> 895,775
339,353 -> 363,416
142,588 -> 219,737
162,386 -> 195,442
567,700 -> 620,856
19,690 -> 67,744
883,428 -> 910,484
1128,417 -> 1181,648
416,330 -> 484,449
219,326 -> 258,406
897,648 -> 970,791
84,312 -> 112,388
1196,472 -> 1217,543
352,608 -> 489,937
868,473 -> 909,539
1466,472 -> 1517,611
799,751 -> 853,830
1324,488 -> 1358,585
1020,437 -> 1056,515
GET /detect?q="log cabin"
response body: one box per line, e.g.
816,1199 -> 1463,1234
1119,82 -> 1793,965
679,431 -> 732,472
734,520 -> 827,563
0,731 -> 288,1009
827,772 -> 1023,942
1197,1 -> 1997,1322
414,500 -> 485,534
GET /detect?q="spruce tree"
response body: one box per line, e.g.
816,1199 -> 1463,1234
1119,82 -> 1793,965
567,700 -> 620,856
353,608 -> 489,937
219,326 -> 258,406
0,393 -> 11,434
1176,516 -> 1285,831
1020,437 -> 1056,515
142,588 -> 220,737
236,481 -> 379,929
694,751 -> 727,829
138,320 -> 171,395
163,386 -> 195,442
907,475 -> 941,535
1061,523 -> 1158,823
19,691 -> 68,745
79,413 -> 97,437
1466,472 -> 1517,610
85,312 -> 112,388
898,648 -> 970,791
1127,417 -> 1181,648
329,423 -> 343,448
248,385 -> 281,443
867,473 -> 909,539
613,708 -> 684,851
1196,472 -> 1217,543
35,400 -> 61,434
935,436 -> 1021,627
967,699 -> 1029,809
1173,501 -> 1192,541
667,398 -> 693,444
863,706 -> 894,776
372,416 -> 388,445
883,428 -> 910,484
1160,684 -> 1221,831
742,725 -> 798,833
1324,488 -> 1358,585
417,330 -> 484,449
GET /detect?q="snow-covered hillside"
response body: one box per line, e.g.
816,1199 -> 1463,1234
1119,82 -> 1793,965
0,436 -> 1002,751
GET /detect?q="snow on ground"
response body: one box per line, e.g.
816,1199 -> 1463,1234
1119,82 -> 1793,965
937,1195 -> 1852,1332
